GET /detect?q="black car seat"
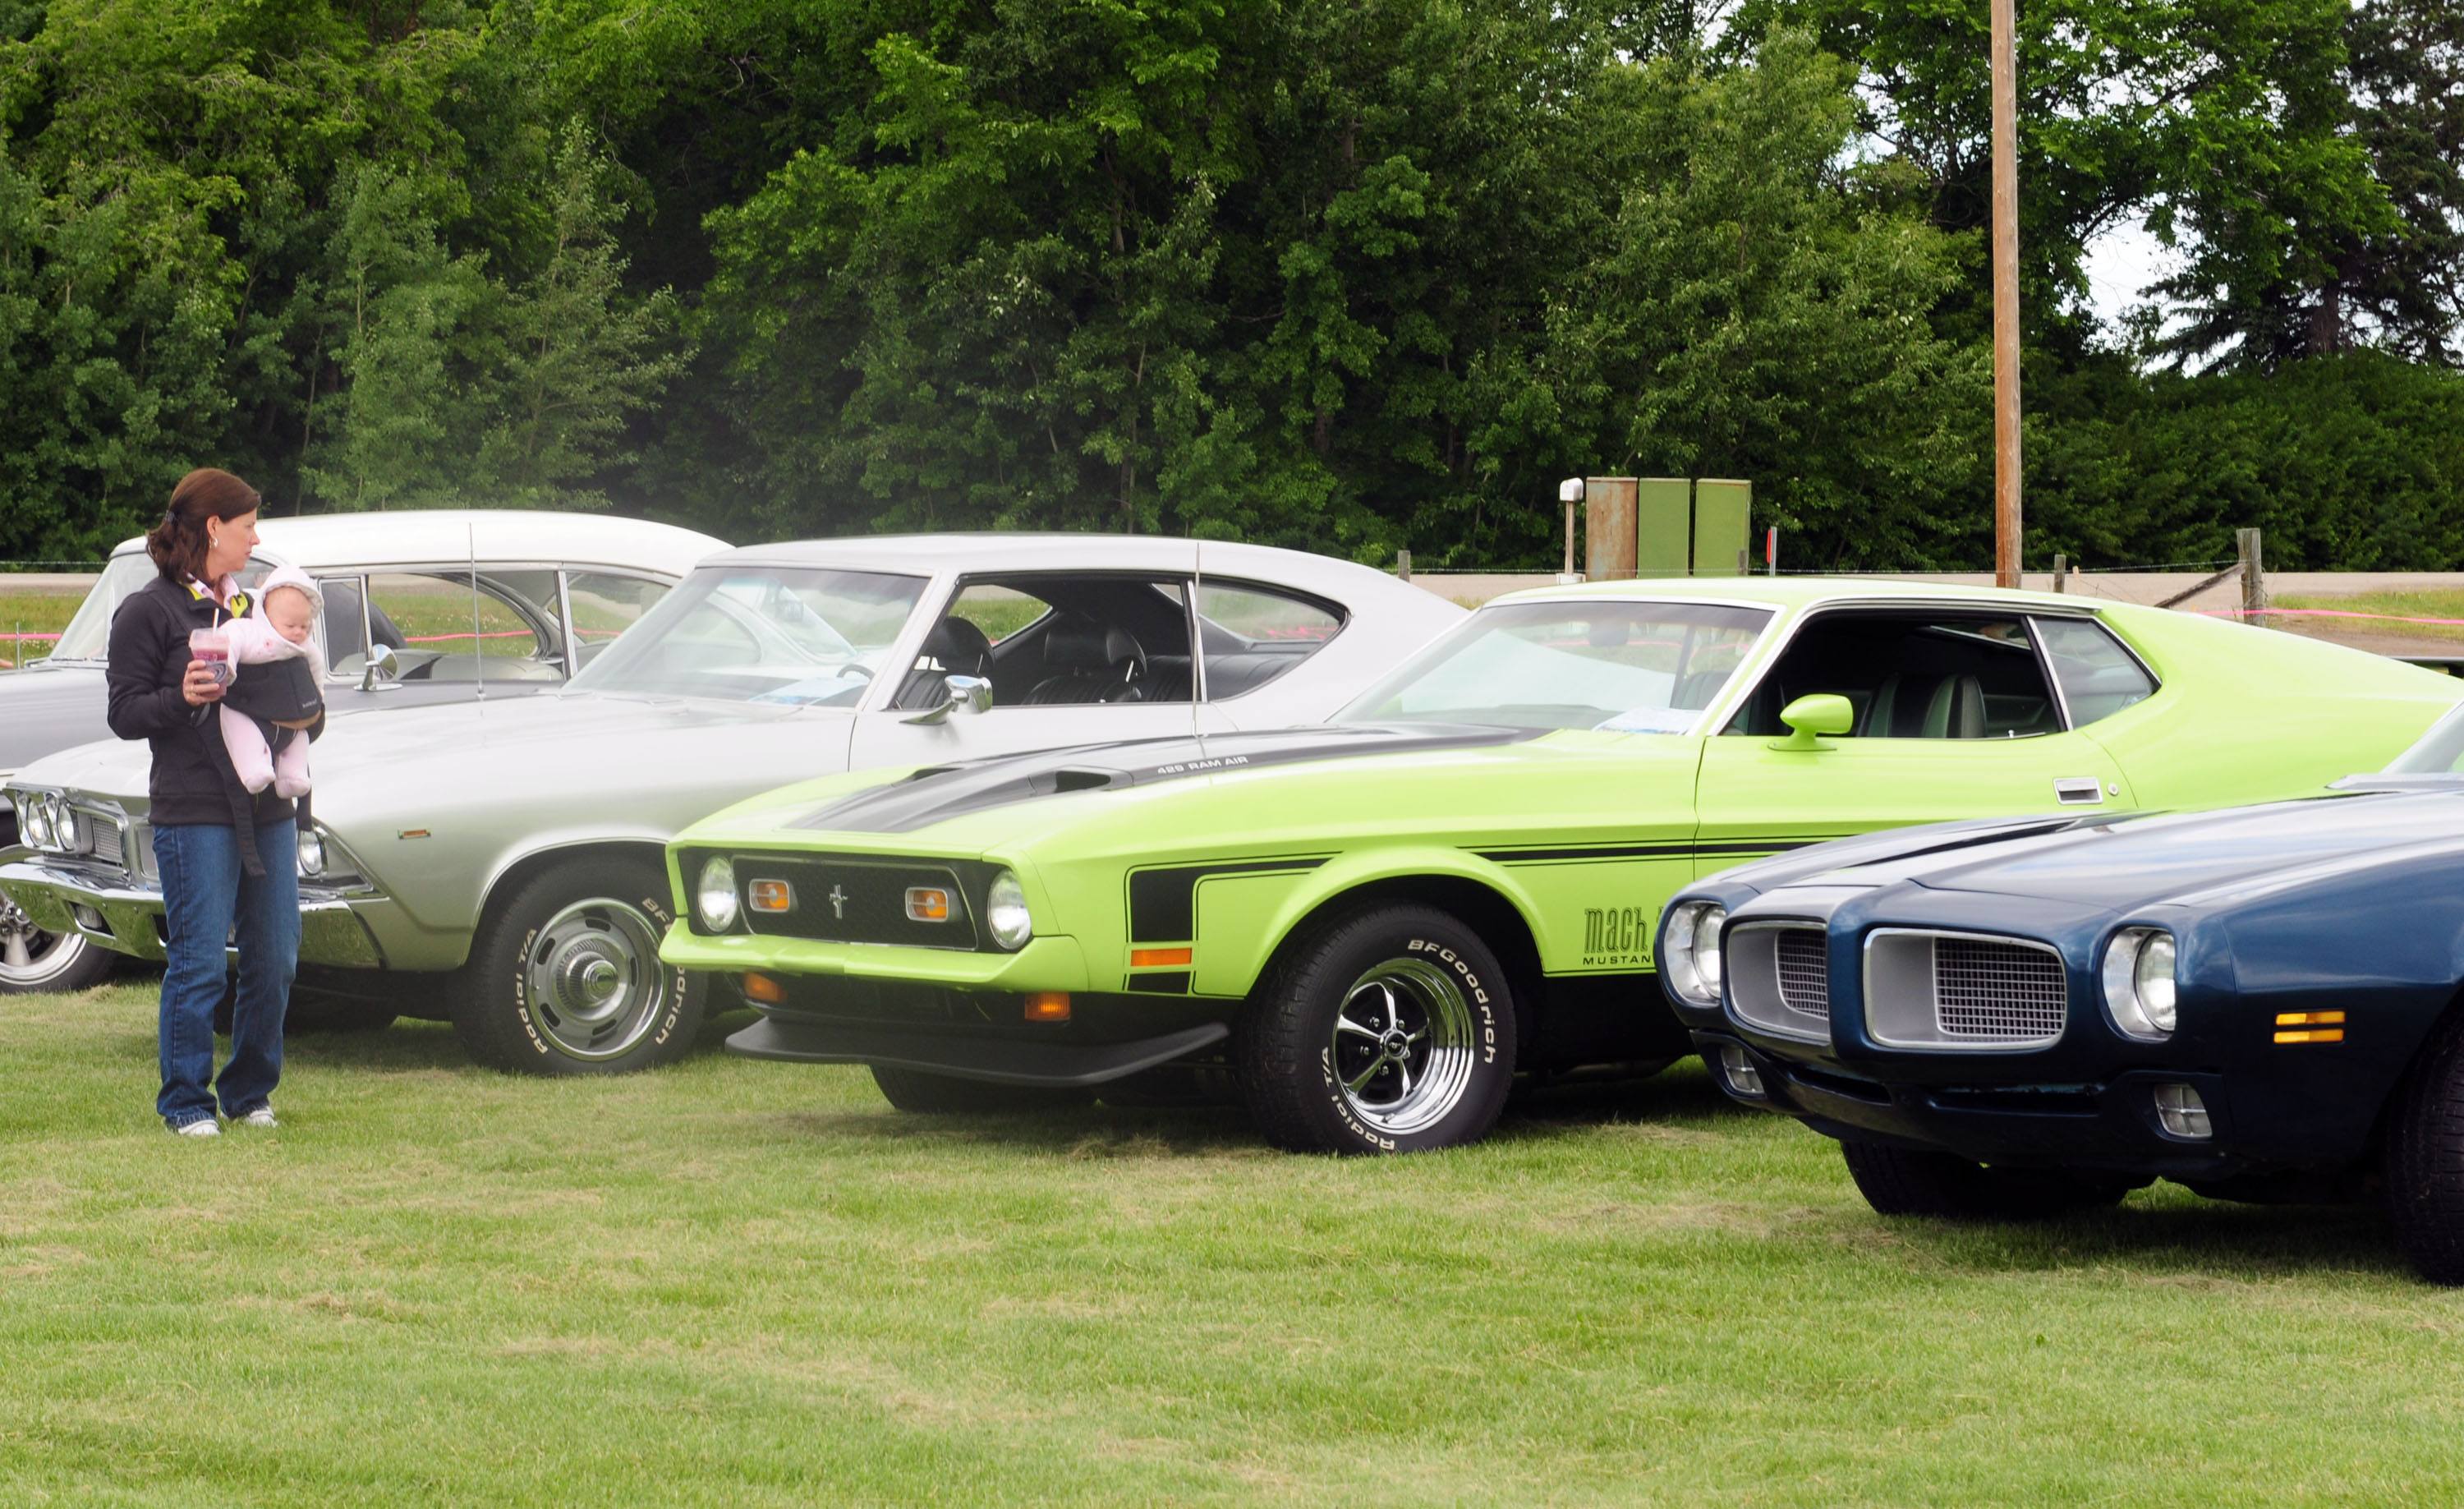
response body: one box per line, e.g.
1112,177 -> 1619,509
1865,672 -> 1985,737
895,616 -> 995,710
1023,617 -> 1147,705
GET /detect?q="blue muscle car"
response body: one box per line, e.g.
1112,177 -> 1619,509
1656,704 -> 2464,1283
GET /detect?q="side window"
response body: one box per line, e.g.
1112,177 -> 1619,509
897,577 -> 1195,711
1724,614 -> 2062,739
351,571 -> 563,685
1195,580 -> 1347,700
564,572 -> 671,667
2034,616 -> 2155,726
316,576 -> 368,674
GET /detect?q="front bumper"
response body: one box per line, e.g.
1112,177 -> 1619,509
0,857 -> 385,968
1696,1029 -> 2261,1180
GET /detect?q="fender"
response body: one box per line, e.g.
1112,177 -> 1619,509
1193,846 -> 1549,1001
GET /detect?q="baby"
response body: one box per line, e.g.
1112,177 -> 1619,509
218,565 -> 326,798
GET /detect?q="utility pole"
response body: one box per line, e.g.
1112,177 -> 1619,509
1991,0 -> 2021,588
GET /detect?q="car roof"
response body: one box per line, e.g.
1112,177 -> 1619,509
107,511 -> 728,574
1487,576 -> 2106,613
710,533 -> 1419,597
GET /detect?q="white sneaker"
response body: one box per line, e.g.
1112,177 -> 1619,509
235,1106 -> 278,1129
172,1119 -> 221,1138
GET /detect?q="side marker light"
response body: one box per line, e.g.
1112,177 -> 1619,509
2273,1010 -> 2346,1026
1023,991 -> 1072,1023
742,973 -> 785,1005
2273,1028 -> 2345,1045
1130,947 -> 1192,968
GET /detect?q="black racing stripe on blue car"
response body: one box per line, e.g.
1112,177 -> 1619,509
1129,858 -> 1331,943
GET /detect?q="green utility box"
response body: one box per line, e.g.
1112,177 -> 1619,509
1692,479 -> 1752,577
1634,478 -> 1691,577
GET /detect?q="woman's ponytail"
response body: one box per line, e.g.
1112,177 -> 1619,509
146,468 -> 262,583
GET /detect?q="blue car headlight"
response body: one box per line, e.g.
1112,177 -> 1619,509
2102,927 -> 2177,1041
1662,901 -> 1727,1007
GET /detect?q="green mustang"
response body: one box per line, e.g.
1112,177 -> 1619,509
661,579 -> 2462,1153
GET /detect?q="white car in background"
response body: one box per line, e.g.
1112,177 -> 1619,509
1,535 -> 1465,1074
0,511 -> 727,993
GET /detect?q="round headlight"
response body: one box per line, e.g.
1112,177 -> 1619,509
44,795 -> 69,852
21,797 -> 49,849
985,869 -> 1032,950
1660,901 -> 1727,1006
1693,905 -> 1728,994
297,828 -> 326,878
696,856 -> 740,932
2102,927 -> 2176,1041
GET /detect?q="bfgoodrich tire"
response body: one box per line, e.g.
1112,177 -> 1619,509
1841,1141 -> 2132,1220
870,1065 -> 1091,1115
453,854 -> 706,1075
2385,1013 -> 2464,1284
1234,903 -> 1515,1155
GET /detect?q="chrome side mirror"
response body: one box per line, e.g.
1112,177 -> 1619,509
360,643 -> 399,692
903,673 -> 994,725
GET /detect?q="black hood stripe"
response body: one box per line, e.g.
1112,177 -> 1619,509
791,724 -> 1537,835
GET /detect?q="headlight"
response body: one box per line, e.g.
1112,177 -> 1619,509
1661,901 -> 1727,1006
2102,927 -> 2177,1040
19,795 -> 48,849
696,856 -> 739,932
44,794 -> 71,852
985,869 -> 1032,950
297,828 -> 325,877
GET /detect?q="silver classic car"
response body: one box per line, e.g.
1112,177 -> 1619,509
1,535 -> 1464,1073
0,511 -> 725,993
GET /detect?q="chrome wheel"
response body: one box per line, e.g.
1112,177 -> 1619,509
1329,956 -> 1478,1137
0,896 -> 94,991
521,896 -> 673,1060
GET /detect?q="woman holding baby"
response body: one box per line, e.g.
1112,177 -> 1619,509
104,467 -> 324,1137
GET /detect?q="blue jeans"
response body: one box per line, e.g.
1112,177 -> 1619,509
155,821 -> 301,1128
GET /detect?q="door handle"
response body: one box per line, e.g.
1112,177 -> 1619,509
2053,778 -> 2105,806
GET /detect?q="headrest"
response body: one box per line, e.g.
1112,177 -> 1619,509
919,615 -> 992,674
1043,615 -> 1142,669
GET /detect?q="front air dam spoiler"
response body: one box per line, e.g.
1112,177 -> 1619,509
724,1017 -> 1230,1088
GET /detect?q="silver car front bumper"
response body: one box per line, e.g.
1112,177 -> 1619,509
0,857 -> 387,968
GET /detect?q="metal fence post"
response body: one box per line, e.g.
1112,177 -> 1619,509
1396,550 -> 1412,582
2237,528 -> 2267,619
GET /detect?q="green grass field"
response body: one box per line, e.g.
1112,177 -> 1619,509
5,985 -> 2462,1505
2275,591 -> 2464,645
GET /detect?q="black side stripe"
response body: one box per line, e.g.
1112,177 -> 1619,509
1473,839 -> 1832,863
1128,858 -> 1331,943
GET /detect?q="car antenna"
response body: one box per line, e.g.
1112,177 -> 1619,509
469,520 -> 485,703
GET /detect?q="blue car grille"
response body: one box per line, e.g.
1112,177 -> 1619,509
1775,930 -> 1830,1019
1933,938 -> 2066,1040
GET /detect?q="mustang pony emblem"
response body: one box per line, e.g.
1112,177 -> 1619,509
828,885 -> 847,920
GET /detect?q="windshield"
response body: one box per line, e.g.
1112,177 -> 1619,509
2380,702 -> 2464,775
568,565 -> 928,704
1335,600 -> 1773,733
47,553 -> 159,663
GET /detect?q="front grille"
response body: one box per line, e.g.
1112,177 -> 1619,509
1933,938 -> 2066,1040
735,855 -> 980,950
1775,930 -> 1829,1020
87,817 -> 123,870
1726,925 -> 1832,1042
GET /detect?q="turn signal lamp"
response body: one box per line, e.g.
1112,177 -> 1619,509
1023,991 -> 1072,1023
1130,947 -> 1192,968
747,879 -> 794,913
741,972 -> 785,1005
905,886 -> 952,922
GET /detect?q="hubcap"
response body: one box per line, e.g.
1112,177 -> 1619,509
1328,956 -> 1478,1137
522,897 -> 671,1060
0,896 -> 85,988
